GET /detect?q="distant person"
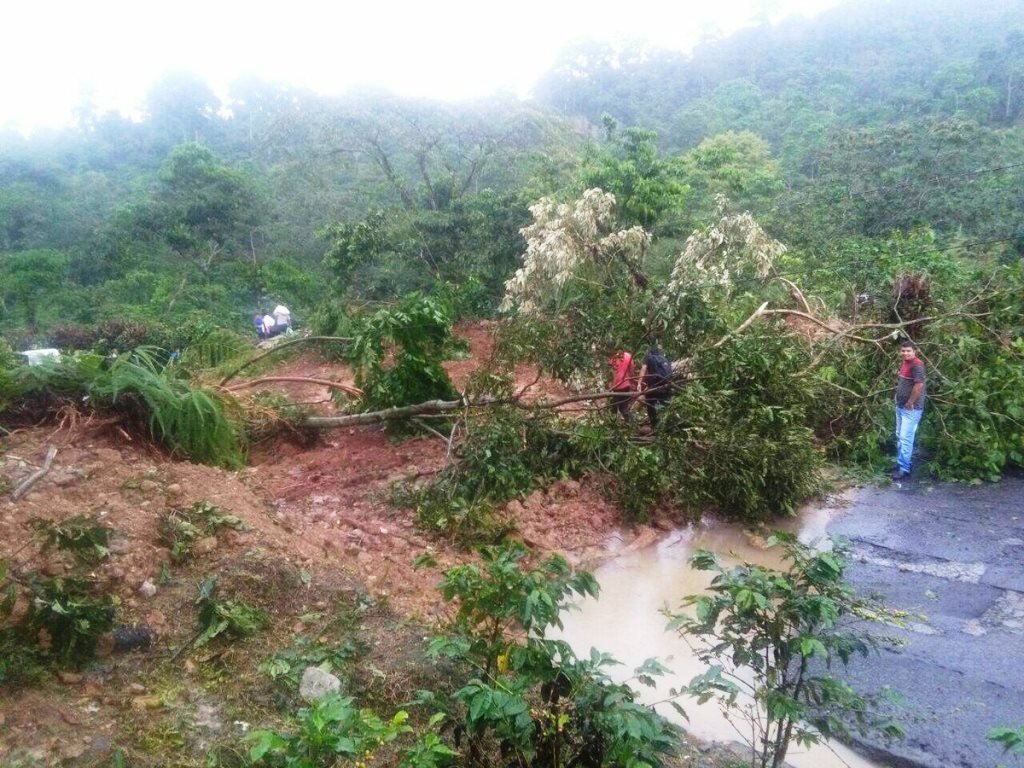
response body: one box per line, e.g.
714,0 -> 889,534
607,351 -> 636,422
253,312 -> 266,339
893,339 -> 926,481
272,304 -> 292,332
638,345 -> 673,429
262,313 -> 277,338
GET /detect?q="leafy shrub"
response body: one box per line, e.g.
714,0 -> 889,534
90,347 -> 247,467
601,441 -> 668,522
667,534 -> 904,768
248,695 -> 455,768
177,327 -> 252,376
0,345 -> 248,467
31,515 -> 114,565
160,501 -> 249,562
25,574 -> 118,666
0,531 -> 119,681
193,577 -> 269,648
347,293 -> 458,412
421,542 -> 679,767
50,320 -> 193,356
398,408 -> 583,543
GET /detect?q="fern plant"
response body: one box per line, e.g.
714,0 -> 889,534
89,347 -> 246,467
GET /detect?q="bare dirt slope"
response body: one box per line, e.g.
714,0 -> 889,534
0,321 -> 681,766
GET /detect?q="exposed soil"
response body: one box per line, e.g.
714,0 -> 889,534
0,322 -> 726,767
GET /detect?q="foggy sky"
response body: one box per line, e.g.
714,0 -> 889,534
3,0 -> 838,133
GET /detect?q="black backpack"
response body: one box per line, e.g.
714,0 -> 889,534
645,352 -> 672,389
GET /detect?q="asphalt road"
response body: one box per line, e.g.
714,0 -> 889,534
826,476 -> 1024,768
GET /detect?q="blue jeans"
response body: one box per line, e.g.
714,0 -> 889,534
895,407 -> 923,473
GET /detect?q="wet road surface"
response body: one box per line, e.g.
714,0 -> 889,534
827,476 -> 1024,768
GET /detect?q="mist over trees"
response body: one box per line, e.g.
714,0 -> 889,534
2,0 -> 1022,340
0,0 -> 1019,493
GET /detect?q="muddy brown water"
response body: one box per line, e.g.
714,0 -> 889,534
556,502 -> 883,768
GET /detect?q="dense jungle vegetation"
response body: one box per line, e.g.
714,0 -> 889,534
3,1 -> 1024,766
2,0 -> 1023,507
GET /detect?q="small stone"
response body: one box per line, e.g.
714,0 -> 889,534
165,483 -> 183,497
86,737 -> 112,760
57,671 -> 83,684
138,580 -> 157,598
131,695 -> 162,711
299,667 -> 342,702
108,539 -> 131,555
193,536 -> 218,556
128,682 -> 146,693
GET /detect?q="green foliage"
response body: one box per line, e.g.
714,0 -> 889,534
177,327 -> 252,374
347,293 -> 457,413
261,635 -> 365,690
31,514 -> 114,565
0,344 -> 247,467
248,694 -> 454,768
669,332 -> 824,519
26,573 -> 119,667
0,529 -> 118,682
160,501 -> 250,562
0,559 -> 45,688
578,125 -> 689,231
422,542 -> 679,767
92,347 -> 246,467
397,407 -> 582,543
0,249 -> 71,330
260,595 -> 374,691
193,576 -> 269,648
667,534 -> 905,768
988,724 -> 1024,766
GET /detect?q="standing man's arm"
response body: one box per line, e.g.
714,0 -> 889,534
638,364 -> 648,392
906,381 -> 924,409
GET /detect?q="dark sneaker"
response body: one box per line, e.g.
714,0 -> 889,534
891,469 -> 910,481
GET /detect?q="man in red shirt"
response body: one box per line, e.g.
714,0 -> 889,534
893,340 -> 926,480
608,351 -> 635,422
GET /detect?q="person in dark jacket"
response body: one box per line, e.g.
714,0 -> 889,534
638,346 -> 673,429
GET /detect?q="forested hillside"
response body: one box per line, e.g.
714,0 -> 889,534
2,0 -> 1022,342
4,5 -> 1024,765
2,0 -> 1023,486
538,0 -> 1024,245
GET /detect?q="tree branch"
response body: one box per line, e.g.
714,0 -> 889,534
226,377 -> 363,397
218,336 -> 353,386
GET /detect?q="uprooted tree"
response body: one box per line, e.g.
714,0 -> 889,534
374,188 -> 1024,536
3,188 -> 1021,535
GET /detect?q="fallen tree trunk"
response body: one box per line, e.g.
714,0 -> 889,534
301,388 -> 667,428
304,398 -> 479,427
227,376 -> 363,397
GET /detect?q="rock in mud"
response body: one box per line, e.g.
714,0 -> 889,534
299,667 -> 342,702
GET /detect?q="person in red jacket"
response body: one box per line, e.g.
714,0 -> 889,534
608,351 -> 636,422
